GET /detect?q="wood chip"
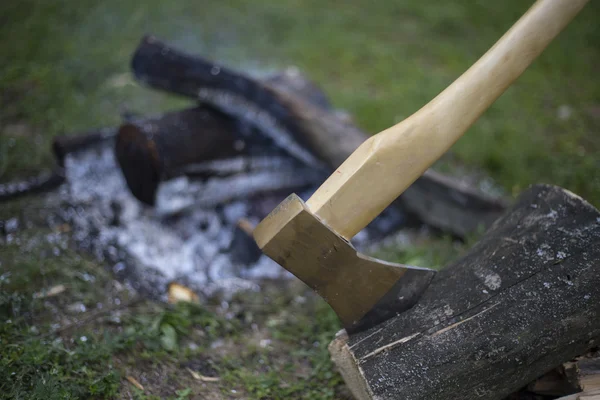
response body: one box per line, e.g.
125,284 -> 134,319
126,376 -> 144,391
33,284 -> 66,299
56,223 -> 71,233
555,389 -> 600,400
237,218 -> 256,236
187,367 -> 220,382
167,282 -> 199,304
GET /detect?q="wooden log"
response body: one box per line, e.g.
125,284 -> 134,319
114,69 -> 335,206
329,184 -> 600,400
114,106 -> 243,205
130,35 -> 508,238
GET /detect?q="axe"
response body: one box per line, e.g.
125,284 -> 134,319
252,0 -> 589,334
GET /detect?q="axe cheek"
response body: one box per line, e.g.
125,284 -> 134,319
253,193 -> 435,333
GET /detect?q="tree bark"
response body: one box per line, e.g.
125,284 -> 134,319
329,184 -> 600,400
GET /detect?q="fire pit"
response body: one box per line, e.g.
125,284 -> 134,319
0,35 -> 507,303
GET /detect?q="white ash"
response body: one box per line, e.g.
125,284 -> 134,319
56,141 -> 404,300
57,142 -> 293,298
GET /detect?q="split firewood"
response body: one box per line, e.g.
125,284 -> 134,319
130,35 -> 508,238
527,353 -> 600,399
556,390 -> 600,400
328,184 -> 600,400
563,355 -> 600,396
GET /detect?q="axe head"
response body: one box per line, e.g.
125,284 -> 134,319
253,193 -> 435,334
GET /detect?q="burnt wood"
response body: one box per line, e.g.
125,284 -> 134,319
114,106 -> 242,205
53,127 -> 116,167
114,69 -> 333,206
329,184 -> 600,400
0,169 -> 65,202
132,35 -> 326,169
130,35 -> 508,238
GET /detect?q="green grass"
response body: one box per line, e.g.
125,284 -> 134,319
0,229 -> 346,399
1,0 -> 599,203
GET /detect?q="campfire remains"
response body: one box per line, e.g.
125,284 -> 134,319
2,35 -> 598,399
0,35 -> 508,300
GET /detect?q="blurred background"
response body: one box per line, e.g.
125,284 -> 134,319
1,0 -> 598,202
0,1 -> 598,399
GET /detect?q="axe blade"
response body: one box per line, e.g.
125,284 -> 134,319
253,194 -> 435,333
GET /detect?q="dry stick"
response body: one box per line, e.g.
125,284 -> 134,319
0,169 -> 65,202
0,127 -> 116,202
34,298 -> 145,341
52,127 -> 117,167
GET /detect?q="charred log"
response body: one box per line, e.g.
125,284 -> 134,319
0,169 -> 65,202
114,106 -> 243,205
130,35 -> 509,238
52,127 -> 116,167
132,35 -> 326,169
329,184 -> 600,400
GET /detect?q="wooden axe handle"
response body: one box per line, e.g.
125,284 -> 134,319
305,0 -> 588,239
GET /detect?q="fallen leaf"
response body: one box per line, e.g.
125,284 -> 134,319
168,282 -> 199,304
160,324 -> 178,351
56,224 -> 71,233
237,218 -> 255,235
187,367 -> 221,382
126,376 -> 144,391
105,73 -> 135,88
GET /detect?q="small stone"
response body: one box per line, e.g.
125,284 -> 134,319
113,262 -> 126,274
68,302 -> 87,313
557,105 -> 573,120
3,218 -> 19,234
80,272 -> 95,282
